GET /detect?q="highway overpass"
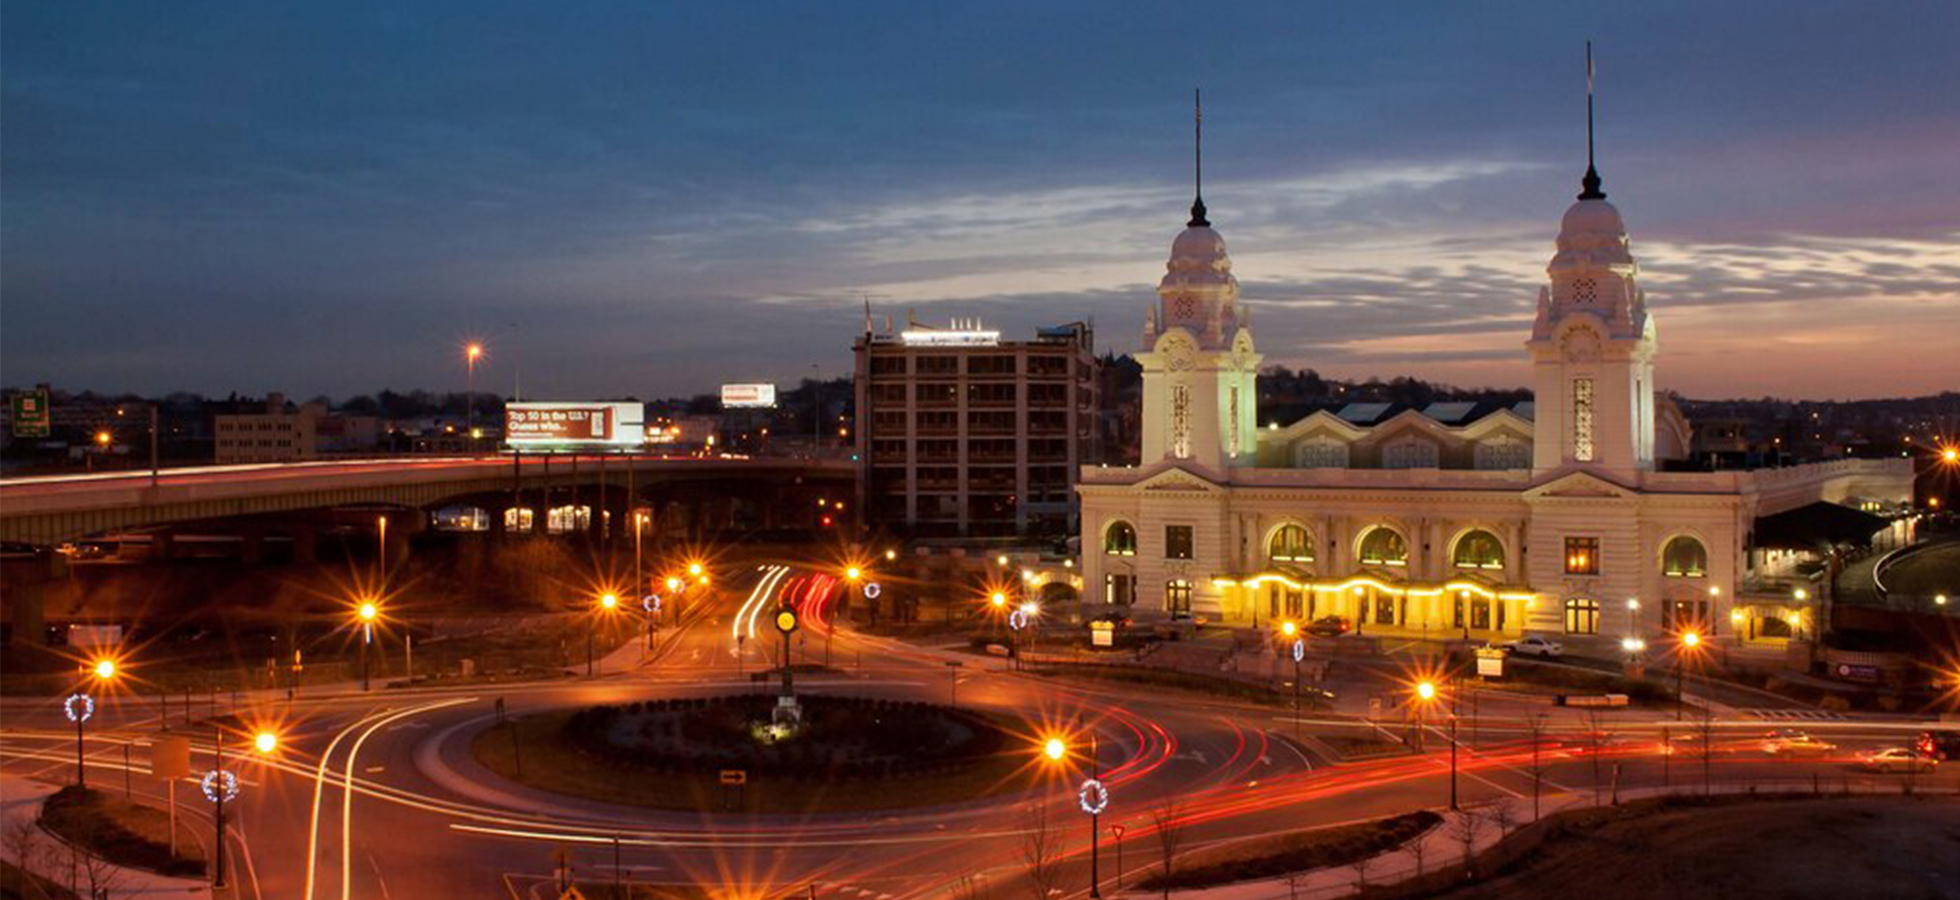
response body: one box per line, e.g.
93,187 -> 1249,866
0,454 -> 854,547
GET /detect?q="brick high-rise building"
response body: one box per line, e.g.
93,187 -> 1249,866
854,317 -> 1099,539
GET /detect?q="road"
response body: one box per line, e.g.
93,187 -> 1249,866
4,564 -> 1951,900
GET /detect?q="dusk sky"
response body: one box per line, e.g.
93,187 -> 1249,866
5,1 -> 1957,402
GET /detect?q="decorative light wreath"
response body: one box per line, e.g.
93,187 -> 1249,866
863,582 -> 882,600
1008,610 -> 1028,631
63,694 -> 94,723
1078,778 -> 1109,816
1291,638 -> 1306,663
201,769 -> 239,803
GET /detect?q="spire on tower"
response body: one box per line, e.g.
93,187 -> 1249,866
1578,40 -> 1606,200
1189,87 -> 1210,227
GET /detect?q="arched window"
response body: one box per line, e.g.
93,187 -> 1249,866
1104,521 -> 1137,556
1564,597 -> 1601,634
1452,530 -> 1505,570
1662,536 -> 1707,577
1357,527 -> 1408,567
1268,524 -> 1313,563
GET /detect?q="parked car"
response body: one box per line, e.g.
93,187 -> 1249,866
1860,747 -> 1938,774
1762,730 -> 1836,757
1503,635 -> 1564,658
1916,730 -> 1960,761
1305,615 -> 1350,637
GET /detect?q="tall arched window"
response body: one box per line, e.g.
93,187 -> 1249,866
1662,536 -> 1707,577
1104,521 -> 1137,556
1452,530 -> 1505,570
1564,597 -> 1601,634
1268,524 -> 1313,563
1357,527 -> 1408,567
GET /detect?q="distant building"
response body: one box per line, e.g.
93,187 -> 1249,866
854,317 -> 1100,539
214,394 -> 321,463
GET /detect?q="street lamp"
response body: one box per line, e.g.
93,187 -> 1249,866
209,725 -> 280,888
356,601 -> 379,691
589,593 -> 618,677
465,342 -> 484,453
1676,630 -> 1701,721
1043,736 -> 1067,762
1413,679 -> 1454,809
845,566 -> 862,582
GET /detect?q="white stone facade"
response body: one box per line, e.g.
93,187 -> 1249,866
1079,177 -> 1913,657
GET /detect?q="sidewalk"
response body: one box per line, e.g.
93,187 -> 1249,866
0,773 -> 212,899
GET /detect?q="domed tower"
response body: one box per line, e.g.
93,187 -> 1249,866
1139,93 -> 1261,470
1528,53 -> 1658,475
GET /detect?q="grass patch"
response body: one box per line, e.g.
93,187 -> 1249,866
1141,809 -> 1442,889
471,704 -> 1038,814
36,786 -> 203,878
1318,731 -> 1410,758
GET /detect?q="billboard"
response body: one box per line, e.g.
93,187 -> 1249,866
11,388 -> 50,438
721,384 -> 777,408
504,402 -> 645,449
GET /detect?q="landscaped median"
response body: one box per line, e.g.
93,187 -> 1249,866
35,786 -> 204,879
471,694 -> 1041,814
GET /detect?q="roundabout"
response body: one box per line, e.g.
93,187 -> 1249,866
468,693 -> 1043,813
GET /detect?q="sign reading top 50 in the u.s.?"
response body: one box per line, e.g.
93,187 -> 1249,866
504,402 -> 646,449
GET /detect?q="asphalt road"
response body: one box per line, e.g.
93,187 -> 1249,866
5,564 -> 1953,900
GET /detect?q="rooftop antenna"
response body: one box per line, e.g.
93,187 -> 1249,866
1578,40 -> 1606,200
1189,88 -> 1210,226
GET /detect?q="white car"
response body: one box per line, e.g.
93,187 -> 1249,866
1860,747 -> 1938,774
1504,635 -> 1564,658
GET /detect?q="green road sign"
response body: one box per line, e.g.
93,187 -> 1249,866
11,389 -> 50,438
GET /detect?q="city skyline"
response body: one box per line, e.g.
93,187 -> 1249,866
5,1 -> 1958,402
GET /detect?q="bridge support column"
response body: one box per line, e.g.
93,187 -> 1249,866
291,526 -> 318,564
0,550 -> 61,664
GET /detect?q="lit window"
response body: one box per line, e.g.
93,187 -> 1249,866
1358,527 -> 1408,567
1564,597 -> 1601,634
1103,521 -> 1137,556
1662,536 -> 1707,577
1452,530 -> 1505,570
1165,580 -> 1193,617
1564,537 -> 1600,575
1268,525 -> 1313,564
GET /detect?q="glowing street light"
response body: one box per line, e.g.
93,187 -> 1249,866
688,562 -> 704,577
1411,678 -> 1454,809
465,342 -> 484,452
588,592 -> 619,677
355,600 -> 381,691
1676,630 -> 1702,721
93,658 -> 117,681
1043,737 -> 1067,762
1416,680 -> 1437,702
665,576 -> 682,592
845,566 -> 862,582
1279,620 -> 1298,638
253,731 -> 279,754
884,548 -> 897,561
990,592 -> 1008,608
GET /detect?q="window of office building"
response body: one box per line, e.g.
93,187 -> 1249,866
1165,525 -> 1194,560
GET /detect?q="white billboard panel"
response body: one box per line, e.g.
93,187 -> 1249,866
721,384 -> 777,408
504,402 -> 645,449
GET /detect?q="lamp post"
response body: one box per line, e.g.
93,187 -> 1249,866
1083,731 -> 1105,898
466,342 -> 483,453
1676,630 -> 1701,721
357,601 -> 379,691
591,593 -> 618,677
209,728 -> 279,889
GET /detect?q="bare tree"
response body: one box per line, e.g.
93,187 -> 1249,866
1487,797 -> 1519,840
1347,846 -> 1376,893
1019,803 -> 1063,900
1282,870 -> 1311,900
1448,808 -> 1483,879
4,817 -> 43,898
1408,820 -> 1431,881
1585,710 -> 1606,807
1523,713 -> 1548,821
1150,792 -> 1186,900
78,848 -> 123,900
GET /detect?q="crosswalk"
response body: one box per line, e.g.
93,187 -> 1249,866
1742,708 -> 1849,721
